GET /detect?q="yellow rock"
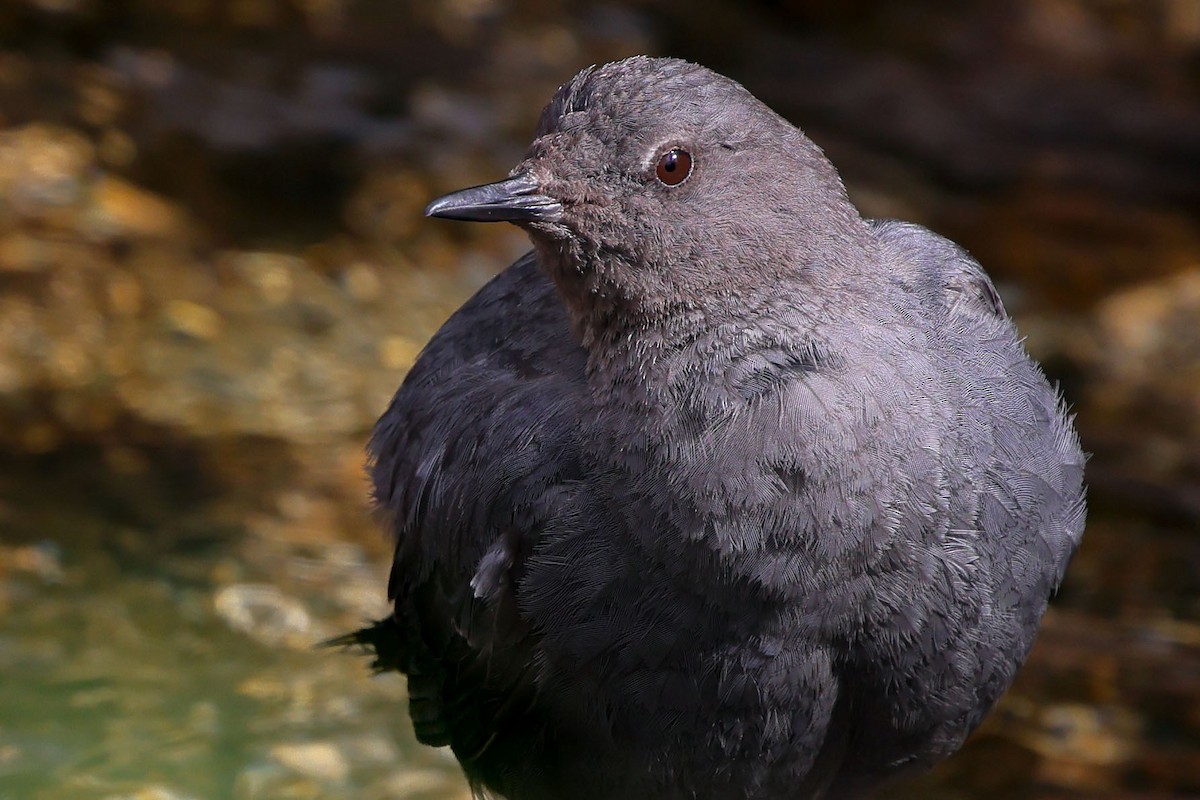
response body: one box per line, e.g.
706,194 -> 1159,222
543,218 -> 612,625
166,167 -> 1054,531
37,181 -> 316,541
269,741 -> 350,783
90,175 -> 187,239
162,300 -> 222,340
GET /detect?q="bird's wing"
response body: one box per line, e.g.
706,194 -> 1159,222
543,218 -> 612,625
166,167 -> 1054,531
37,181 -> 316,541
868,217 -> 1085,584
868,218 -> 1007,321
359,251 -> 587,780
825,218 -> 1087,792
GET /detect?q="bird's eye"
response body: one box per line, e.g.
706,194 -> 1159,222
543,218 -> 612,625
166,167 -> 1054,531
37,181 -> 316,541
655,148 -> 693,186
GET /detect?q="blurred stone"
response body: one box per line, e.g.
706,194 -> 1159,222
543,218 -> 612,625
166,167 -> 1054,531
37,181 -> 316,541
85,176 -> 188,241
162,300 -> 223,341
0,542 -> 64,583
233,762 -> 318,800
103,787 -> 199,800
1025,703 -> 1141,766
1094,269 -> 1200,398
1022,704 -> 1142,792
234,252 -> 297,306
341,262 -> 382,303
0,232 -> 55,272
342,733 -> 399,765
1080,269 -> 1200,503
368,768 -> 470,799
269,741 -> 350,782
213,584 -> 313,647
0,124 -> 93,217
43,245 -> 434,443
106,270 -> 144,316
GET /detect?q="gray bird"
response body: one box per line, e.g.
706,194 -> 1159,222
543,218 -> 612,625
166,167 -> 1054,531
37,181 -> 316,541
343,56 -> 1087,799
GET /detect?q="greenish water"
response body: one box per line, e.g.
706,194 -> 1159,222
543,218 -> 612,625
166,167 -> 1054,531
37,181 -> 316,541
0,446 -> 465,800
3,441 -> 1199,799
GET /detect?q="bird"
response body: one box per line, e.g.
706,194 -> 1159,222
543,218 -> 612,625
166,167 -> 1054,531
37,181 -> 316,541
340,56 -> 1087,799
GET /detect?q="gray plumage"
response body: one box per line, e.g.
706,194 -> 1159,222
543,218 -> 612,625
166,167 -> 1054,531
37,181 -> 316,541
347,57 -> 1087,799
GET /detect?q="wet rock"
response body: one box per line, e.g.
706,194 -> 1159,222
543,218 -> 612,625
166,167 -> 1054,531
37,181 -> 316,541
0,124 -> 93,219
1077,269 -> 1200,520
1025,703 -> 1141,765
365,768 -> 472,799
269,741 -> 351,783
0,225 -> 485,450
213,584 -> 313,648
102,787 -> 200,800
341,733 -> 400,766
0,542 -> 64,583
1093,269 -> 1200,410
84,175 -> 189,241
233,762 -> 319,800
1022,704 -> 1142,791
161,299 -> 223,341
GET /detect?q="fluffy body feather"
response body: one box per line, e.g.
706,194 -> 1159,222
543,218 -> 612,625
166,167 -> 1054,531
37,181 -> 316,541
353,57 -> 1086,799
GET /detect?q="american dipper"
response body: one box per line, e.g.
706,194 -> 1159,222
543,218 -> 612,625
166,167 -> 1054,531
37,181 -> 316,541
346,56 -> 1087,799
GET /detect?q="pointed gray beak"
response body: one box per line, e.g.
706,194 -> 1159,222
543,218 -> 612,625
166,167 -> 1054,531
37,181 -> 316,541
424,172 -> 562,223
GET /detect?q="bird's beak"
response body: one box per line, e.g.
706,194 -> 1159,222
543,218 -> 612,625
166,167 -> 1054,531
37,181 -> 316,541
424,172 -> 562,223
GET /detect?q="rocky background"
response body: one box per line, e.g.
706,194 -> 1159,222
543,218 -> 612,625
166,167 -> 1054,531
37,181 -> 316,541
0,1 -> 1197,798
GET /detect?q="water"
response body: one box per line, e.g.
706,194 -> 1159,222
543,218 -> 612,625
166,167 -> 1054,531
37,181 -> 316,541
0,444 -> 466,800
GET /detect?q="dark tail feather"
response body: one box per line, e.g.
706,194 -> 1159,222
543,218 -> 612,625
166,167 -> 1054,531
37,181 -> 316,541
323,616 -> 454,747
322,616 -> 406,674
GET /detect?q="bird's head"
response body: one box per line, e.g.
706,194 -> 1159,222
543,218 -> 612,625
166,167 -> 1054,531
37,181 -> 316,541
426,57 -> 868,344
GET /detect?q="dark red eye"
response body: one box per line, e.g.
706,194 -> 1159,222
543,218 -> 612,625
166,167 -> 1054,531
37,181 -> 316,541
655,148 -> 693,186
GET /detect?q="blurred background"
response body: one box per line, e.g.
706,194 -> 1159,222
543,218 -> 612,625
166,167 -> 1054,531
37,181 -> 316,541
0,0 -> 1197,798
